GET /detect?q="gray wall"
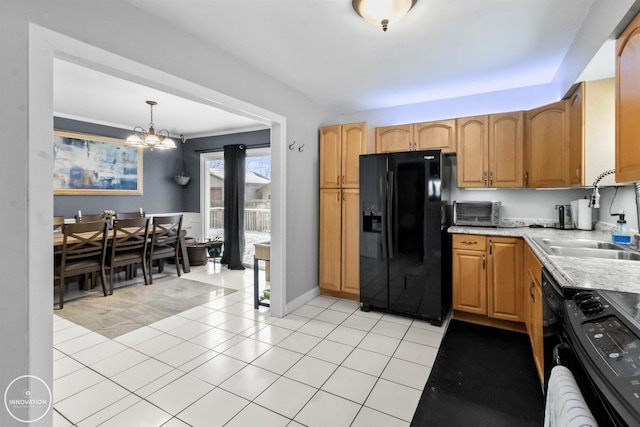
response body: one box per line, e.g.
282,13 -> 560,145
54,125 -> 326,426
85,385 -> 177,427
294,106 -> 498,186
53,117 -> 185,217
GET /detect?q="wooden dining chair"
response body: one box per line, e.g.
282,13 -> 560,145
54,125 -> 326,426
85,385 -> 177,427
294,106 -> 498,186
117,211 -> 146,219
54,221 -> 108,309
75,213 -> 103,223
106,217 -> 150,294
148,214 -> 183,284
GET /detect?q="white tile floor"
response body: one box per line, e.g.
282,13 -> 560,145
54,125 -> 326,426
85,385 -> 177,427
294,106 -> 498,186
53,263 -> 449,427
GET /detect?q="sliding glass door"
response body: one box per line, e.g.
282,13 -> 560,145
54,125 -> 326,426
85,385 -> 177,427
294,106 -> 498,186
201,147 -> 271,266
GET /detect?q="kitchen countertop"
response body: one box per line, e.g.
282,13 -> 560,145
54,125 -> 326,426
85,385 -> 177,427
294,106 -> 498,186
449,225 -> 640,294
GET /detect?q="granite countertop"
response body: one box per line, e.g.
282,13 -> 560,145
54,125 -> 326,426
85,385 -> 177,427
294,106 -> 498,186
448,225 -> 640,294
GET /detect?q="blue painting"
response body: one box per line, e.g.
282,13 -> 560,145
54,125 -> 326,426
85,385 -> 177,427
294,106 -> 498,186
53,131 -> 143,195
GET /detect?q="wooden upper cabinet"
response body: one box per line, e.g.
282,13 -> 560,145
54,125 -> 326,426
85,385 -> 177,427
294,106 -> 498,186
568,83 -> 585,186
320,122 -> 365,188
341,123 -> 366,188
525,100 -> 570,188
376,124 -> 412,153
490,112 -> 524,188
458,113 -> 523,188
616,12 -> 640,183
320,125 -> 341,188
457,116 -> 489,187
414,119 -> 456,153
376,120 -> 457,154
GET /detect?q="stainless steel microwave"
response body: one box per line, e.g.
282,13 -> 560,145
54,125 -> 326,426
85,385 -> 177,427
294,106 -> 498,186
453,201 -> 501,227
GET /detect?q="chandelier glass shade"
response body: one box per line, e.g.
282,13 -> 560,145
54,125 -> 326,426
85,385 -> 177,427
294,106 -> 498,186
352,0 -> 417,32
126,101 -> 176,150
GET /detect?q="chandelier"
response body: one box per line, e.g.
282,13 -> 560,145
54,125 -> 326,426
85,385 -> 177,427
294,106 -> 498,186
352,0 -> 417,32
126,100 -> 176,150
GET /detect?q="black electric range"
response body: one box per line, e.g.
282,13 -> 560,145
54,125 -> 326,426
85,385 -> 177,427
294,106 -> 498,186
563,287 -> 640,426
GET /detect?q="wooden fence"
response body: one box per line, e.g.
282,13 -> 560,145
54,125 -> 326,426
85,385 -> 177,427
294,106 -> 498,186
209,207 -> 271,232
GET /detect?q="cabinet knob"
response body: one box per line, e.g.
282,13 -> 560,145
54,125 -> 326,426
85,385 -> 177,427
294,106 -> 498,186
483,172 -> 488,186
461,241 -> 478,245
482,254 -> 486,269
489,171 -> 493,186
524,172 -> 528,187
530,282 -> 535,301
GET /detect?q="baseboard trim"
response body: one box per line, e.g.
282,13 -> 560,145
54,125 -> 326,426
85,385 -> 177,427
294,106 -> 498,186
285,286 -> 321,315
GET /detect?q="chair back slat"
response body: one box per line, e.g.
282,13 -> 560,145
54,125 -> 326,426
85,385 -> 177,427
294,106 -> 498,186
75,213 -> 104,223
54,216 -> 66,230
111,217 -> 149,255
116,211 -> 146,219
151,215 -> 183,247
61,221 -> 108,268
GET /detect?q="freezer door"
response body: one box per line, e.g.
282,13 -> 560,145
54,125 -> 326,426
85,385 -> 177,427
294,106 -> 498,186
387,150 -> 443,319
359,154 -> 389,310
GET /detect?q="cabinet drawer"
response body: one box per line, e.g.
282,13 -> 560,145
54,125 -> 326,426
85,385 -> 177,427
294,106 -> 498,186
452,234 -> 487,250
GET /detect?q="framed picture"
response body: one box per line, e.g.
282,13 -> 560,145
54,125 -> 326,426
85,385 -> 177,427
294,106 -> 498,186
53,130 -> 143,195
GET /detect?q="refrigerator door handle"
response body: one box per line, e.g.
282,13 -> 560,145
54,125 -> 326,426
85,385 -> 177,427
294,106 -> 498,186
386,171 -> 394,260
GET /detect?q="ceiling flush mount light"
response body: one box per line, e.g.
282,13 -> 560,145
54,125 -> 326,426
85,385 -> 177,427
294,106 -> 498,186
126,100 -> 176,150
352,0 -> 417,32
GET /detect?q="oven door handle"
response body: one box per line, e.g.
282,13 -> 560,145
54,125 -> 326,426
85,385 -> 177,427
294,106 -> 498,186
553,342 -> 570,366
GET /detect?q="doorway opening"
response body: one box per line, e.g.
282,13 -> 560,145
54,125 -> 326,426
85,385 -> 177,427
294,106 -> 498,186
201,147 -> 271,267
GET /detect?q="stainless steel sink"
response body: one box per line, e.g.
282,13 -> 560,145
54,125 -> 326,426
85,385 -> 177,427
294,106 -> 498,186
535,238 -> 624,250
533,237 -> 640,261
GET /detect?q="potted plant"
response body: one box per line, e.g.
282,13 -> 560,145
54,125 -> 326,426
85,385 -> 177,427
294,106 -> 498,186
101,209 -> 116,229
205,236 -> 223,258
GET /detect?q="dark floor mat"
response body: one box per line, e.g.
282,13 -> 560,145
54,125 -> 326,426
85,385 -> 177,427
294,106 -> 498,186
411,319 -> 544,427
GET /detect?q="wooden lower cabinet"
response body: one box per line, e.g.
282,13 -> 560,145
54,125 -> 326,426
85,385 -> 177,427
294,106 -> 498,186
452,234 -> 525,331
319,189 -> 359,300
487,237 -> 524,322
525,243 -> 544,383
452,235 -> 487,314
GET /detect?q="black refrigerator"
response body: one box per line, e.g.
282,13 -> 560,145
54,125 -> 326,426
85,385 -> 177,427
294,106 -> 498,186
359,150 -> 451,326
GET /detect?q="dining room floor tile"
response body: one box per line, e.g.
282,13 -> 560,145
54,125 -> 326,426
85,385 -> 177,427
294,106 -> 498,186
52,265 -> 450,426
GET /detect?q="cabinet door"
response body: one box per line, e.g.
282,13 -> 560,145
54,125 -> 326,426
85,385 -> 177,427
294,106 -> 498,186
489,112 -> 524,187
341,189 -> 360,296
376,125 -> 412,153
414,119 -> 457,153
319,189 -> 342,292
568,83 -> 585,186
532,280 -> 544,383
341,123 -> 366,188
452,248 -> 487,314
457,116 -> 489,187
616,13 -> 640,182
320,125 -> 341,188
487,237 -> 524,322
525,100 -> 569,188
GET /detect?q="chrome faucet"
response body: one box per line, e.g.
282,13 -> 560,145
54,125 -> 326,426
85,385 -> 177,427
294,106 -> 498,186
589,169 -> 616,208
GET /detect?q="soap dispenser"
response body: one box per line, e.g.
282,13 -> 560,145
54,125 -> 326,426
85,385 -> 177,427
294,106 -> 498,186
612,210 -> 631,246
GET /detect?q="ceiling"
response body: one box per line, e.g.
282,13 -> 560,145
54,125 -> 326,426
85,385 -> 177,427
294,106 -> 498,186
54,0 -> 635,138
